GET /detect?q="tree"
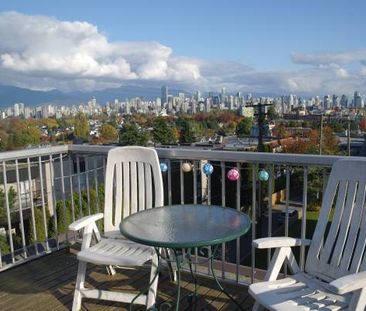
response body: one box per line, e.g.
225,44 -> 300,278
322,126 -> 339,155
359,117 -> 366,132
152,117 -> 177,145
236,118 -> 253,137
73,113 -> 90,141
179,120 -> 203,144
267,106 -> 279,120
100,123 -> 118,144
119,123 -> 149,146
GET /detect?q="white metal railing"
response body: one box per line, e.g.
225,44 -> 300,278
0,145 -> 362,285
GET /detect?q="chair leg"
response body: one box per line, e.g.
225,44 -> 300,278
146,252 -> 159,309
72,261 -> 87,311
106,265 -> 116,275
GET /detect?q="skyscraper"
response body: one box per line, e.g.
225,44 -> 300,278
161,86 -> 168,105
220,87 -> 226,104
340,94 -> 348,107
354,91 -> 363,108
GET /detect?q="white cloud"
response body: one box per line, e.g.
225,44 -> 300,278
0,11 -> 365,95
0,11 -> 200,90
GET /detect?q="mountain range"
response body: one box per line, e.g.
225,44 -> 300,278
0,84 -> 189,108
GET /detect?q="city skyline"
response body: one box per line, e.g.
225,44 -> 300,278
0,1 -> 366,95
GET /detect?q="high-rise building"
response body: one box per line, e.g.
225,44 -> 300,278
340,94 -> 348,107
332,94 -> 339,108
323,95 -> 331,110
13,103 -> 20,117
161,86 -> 168,105
354,91 -> 363,108
220,87 -> 226,104
205,98 -> 211,113
194,90 -> 201,101
228,95 -> 235,110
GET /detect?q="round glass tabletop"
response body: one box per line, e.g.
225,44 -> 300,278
120,204 -> 251,248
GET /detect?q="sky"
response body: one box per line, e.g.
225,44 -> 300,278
0,0 -> 365,96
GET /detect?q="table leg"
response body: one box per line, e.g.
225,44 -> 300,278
187,249 -> 199,308
209,244 -> 245,311
159,248 -> 183,311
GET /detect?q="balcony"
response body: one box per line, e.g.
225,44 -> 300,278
0,145 -> 358,310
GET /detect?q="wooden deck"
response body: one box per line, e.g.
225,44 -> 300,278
0,250 -> 254,310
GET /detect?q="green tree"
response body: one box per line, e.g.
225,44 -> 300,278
0,186 -> 17,223
28,206 -> 54,244
100,123 -> 118,144
73,113 -> 90,141
236,118 -> 253,137
152,117 -> 177,145
179,120 -> 202,144
267,106 -> 279,120
119,123 -> 149,146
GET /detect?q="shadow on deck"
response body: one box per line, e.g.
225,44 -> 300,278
0,250 -> 254,310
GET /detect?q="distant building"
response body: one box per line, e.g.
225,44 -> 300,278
161,86 -> 168,105
354,91 -> 363,108
13,103 -> 20,117
323,95 -> 331,110
340,94 -> 348,107
239,106 -> 254,118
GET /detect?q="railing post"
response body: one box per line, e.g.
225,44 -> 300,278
251,163 -> 257,283
3,161 -> 15,263
300,167 -> 308,270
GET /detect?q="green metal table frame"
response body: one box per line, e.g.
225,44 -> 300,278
120,204 -> 251,311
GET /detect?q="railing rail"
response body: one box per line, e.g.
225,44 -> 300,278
0,144 -> 364,286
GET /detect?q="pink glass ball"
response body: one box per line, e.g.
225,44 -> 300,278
227,168 -> 240,181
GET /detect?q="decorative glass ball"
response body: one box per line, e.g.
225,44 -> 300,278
227,168 -> 240,181
202,163 -> 214,175
182,162 -> 192,173
160,162 -> 168,173
258,169 -> 269,181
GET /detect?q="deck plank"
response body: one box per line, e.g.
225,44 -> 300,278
0,250 -> 251,310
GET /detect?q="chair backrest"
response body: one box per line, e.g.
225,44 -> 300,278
306,159 -> 366,282
103,146 -> 164,234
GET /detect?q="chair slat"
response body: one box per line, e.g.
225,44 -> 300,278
145,164 -> 153,209
130,162 -> 138,214
138,162 -> 145,211
330,181 -> 358,268
319,180 -> 348,264
340,181 -> 366,272
114,162 -> 123,226
123,162 -> 130,218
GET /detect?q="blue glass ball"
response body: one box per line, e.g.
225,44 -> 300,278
258,169 -> 269,181
202,163 -> 214,175
160,162 -> 168,173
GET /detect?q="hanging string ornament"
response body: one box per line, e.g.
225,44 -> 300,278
182,162 -> 193,173
258,169 -> 269,181
227,168 -> 240,181
202,163 -> 214,175
160,162 -> 168,173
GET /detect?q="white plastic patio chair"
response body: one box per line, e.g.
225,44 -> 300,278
249,159 -> 366,311
69,146 -> 164,311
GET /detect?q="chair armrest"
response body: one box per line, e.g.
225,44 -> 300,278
69,213 -> 104,231
329,271 -> 366,294
253,237 -> 311,249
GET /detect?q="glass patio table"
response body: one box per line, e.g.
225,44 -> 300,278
120,204 -> 251,310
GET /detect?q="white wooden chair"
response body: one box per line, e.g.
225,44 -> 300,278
249,159 -> 366,311
69,146 -> 164,311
